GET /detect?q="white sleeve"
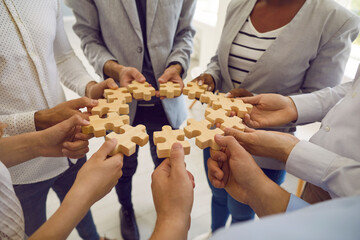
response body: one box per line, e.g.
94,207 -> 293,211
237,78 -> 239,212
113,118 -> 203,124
53,4 -> 94,97
286,140 -> 360,198
290,81 -> 352,124
0,111 -> 36,137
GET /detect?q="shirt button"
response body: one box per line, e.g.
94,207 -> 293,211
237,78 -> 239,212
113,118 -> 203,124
324,126 -> 330,132
137,47 -> 143,53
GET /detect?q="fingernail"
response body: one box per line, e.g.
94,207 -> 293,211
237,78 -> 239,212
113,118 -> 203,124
225,92 -> 231,97
172,142 -> 182,149
215,134 -> 223,139
111,138 -> 118,144
208,86 -> 212,91
91,99 -> 98,105
198,80 -> 203,85
111,83 -> 117,88
83,119 -> 90,125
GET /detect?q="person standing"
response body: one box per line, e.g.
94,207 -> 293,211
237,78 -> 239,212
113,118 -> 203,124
65,0 -> 196,239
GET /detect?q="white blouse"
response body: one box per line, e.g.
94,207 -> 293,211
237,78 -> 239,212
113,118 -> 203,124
228,17 -> 285,87
0,161 -> 25,240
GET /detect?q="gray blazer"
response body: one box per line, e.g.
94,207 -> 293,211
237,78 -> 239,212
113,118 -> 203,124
206,0 -> 360,95
65,0 -> 197,128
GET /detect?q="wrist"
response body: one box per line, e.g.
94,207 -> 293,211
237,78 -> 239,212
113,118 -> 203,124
34,109 -> 54,131
104,60 -> 123,82
280,136 -> 300,163
85,81 -> 97,98
152,214 -> 189,240
287,97 -> 299,122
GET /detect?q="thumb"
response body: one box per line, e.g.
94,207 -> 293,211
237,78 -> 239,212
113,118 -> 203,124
214,134 -> 240,151
169,142 -> 186,175
58,115 -> 90,132
158,71 -> 171,83
132,69 -> 146,83
68,97 -> 98,110
104,78 -> 119,89
223,128 -> 247,143
93,138 -> 118,160
240,95 -> 261,105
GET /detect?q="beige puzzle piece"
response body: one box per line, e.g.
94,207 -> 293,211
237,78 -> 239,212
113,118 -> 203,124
105,124 -> 149,156
82,112 -> 130,137
153,125 -> 190,158
184,118 -> 224,150
92,99 -> 129,117
127,81 -> 155,101
212,98 -> 253,118
104,88 -> 132,103
183,82 -> 208,99
200,92 -> 227,106
205,108 -> 245,131
159,82 -> 181,98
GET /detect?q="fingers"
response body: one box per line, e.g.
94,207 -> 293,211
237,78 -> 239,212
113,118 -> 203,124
187,170 -> 195,188
62,141 -> 89,159
240,95 -> 261,105
58,115 -> 90,132
131,69 -> 146,83
104,78 -> 119,89
106,153 -> 124,179
158,72 -> 170,83
210,149 -> 227,162
207,159 -> 225,188
75,132 -> 93,141
92,138 -> 118,160
68,97 -> 99,110
228,88 -> 254,98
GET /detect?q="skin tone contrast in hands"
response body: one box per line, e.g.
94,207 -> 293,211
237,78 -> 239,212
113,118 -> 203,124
104,60 -> 146,87
150,143 -> 195,240
156,63 -> 184,99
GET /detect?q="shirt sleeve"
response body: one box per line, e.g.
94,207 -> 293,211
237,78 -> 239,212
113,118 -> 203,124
291,82 -> 352,124
0,111 -> 36,137
286,140 -> 360,198
53,3 -> 94,97
286,194 -> 309,212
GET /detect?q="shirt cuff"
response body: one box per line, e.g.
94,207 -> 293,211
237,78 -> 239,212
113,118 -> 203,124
290,94 -> 323,125
286,194 -> 310,212
3,111 -> 37,137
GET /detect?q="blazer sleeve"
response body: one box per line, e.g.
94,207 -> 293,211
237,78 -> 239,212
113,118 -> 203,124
65,0 -> 117,79
299,15 -> 360,93
165,0 -> 196,78
286,140 -> 360,198
291,81 -> 352,125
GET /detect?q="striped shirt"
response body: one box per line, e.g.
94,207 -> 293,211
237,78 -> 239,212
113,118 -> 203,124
229,17 -> 285,87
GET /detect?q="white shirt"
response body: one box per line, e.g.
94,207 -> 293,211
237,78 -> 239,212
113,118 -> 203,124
229,17 -> 285,87
0,162 -> 24,240
0,0 -> 93,184
211,195 -> 360,240
287,72 -> 360,198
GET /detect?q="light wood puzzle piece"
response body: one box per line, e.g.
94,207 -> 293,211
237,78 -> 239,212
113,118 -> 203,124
200,92 -> 227,106
105,124 -> 149,156
91,99 -> 129,117
184,118 -> 224,150
153,125 -> 190,158
82,112 -> 130,137
205,108 -> 245,131
212,98 -> 253,118
159,82 -> 181,98
104,88 -> 132,103
127,81 -> 155,101
183,82 -> 208,99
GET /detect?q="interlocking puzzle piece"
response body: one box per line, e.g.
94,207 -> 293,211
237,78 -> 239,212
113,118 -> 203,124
159,82 -> 181,98
81,112 -> 130,137
205,108 -> 245,131
212,98 -> 253,118
183,82 -> 208,99
127,81 -> 155,101
105,124 -> 149,156
184,118 -> 224,150
153,125 -> 190,158
104,88 -> 132,103
91,99 -> 129,117
199,92 -> 227,106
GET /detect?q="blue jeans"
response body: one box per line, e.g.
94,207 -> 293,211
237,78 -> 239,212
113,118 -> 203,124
13,157 -> 99,240
203,148 -> 286,232
115,103 -> 170,208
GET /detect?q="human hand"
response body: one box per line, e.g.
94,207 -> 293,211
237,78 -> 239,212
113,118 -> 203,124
85,78 -> 118,99
71,139 -> 123,205
224,127 -> 299,163
157,64 -> 184,99
36,115 -> 92,159
191,73 -> 215,92
240,94 -> 298,128
103,60 -> 145,87
227,88 -> 254,98
209,135 -> 290,217
34,97 -> 98,131
151,143 -> 194,239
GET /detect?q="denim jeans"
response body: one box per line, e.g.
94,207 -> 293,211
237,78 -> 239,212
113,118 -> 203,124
203,147 -> 286,232
13,157 -> 99,240
115,103 -> 170,208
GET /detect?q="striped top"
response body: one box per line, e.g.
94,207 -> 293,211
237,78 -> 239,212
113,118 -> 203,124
229,17 -> 286,87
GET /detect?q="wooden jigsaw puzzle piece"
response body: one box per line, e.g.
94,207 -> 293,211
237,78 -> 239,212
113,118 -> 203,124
105,124 -> 149,156
82,112 -> 130,137
104,88 -> 132,103
184,119 -> 224,150
159,82 -> 181,98
183,82 -> 208,99
91,99 -> 129,117
153,125 -> 190,158
205,108 -> 245,131
200,92 -> 227,106
212,98 -> 252,118
127,81 -> 155,101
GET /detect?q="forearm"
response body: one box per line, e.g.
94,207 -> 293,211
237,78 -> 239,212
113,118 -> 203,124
103,60 -> 123,82
30,187 -> 93,240
150,215 -> 189,240
0,131 -> 42,167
